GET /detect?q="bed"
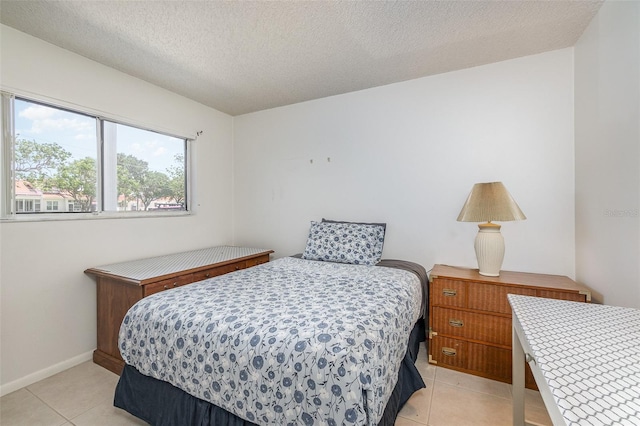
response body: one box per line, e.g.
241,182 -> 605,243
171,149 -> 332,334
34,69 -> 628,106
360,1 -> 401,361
114,220 -> 428,426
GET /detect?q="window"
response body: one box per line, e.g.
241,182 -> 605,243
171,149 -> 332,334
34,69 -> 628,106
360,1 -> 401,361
1,93 -> 189,219
16,200 -> 40,213
103,121 -> 186,212
16,199 -> 38,212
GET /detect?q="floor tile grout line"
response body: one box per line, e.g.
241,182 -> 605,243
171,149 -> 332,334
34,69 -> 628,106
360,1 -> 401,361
433,367 -> 515,402
433,367 -> 553,426
24,387 -> 72,423
426,368 -> 436,426
438,380 -> 520,403
24,382 -> 104,425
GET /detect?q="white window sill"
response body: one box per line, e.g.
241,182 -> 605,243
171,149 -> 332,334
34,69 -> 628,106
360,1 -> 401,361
1,210 -> 192,223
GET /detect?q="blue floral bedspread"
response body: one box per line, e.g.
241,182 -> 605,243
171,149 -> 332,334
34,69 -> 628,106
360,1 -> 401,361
119,256 -> 423,426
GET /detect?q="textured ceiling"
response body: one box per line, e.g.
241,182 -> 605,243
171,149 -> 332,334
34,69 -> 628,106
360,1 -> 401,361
0,0 -> 603,116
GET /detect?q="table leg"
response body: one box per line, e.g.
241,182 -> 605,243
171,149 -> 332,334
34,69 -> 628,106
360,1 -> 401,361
512,324 -> 525,426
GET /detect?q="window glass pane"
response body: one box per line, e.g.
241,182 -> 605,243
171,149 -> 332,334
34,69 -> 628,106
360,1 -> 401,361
14,98 -> 97,213
103,122 -> 186,212
4,94 -> 189,218
46,200 -> 60,211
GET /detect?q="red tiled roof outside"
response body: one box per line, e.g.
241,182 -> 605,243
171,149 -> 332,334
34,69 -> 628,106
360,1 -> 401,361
15,180 -> 42,196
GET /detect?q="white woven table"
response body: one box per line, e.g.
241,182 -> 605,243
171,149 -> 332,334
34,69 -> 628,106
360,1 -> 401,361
509,294 -> 640,426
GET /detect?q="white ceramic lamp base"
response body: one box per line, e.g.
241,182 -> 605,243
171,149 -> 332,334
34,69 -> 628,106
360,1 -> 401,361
474,222 -> 505,276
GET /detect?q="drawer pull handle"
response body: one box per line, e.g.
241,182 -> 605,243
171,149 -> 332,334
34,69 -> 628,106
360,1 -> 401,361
442,347 -> 457,357
205,273 -> 211,278
163,285 -> 170,290
173,282 -> 178,287
442,289 -> 457,297
449,319 -> 464,327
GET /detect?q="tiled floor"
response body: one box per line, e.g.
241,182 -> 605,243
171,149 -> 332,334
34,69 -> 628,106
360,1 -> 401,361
1,345 -> 552,426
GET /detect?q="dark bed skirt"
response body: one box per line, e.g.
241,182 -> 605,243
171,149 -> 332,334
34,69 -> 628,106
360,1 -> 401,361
114,319 -> 426,426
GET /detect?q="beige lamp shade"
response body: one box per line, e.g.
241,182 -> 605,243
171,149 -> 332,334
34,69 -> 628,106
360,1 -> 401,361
457,182 -> 526,223
457,182 -> 526,276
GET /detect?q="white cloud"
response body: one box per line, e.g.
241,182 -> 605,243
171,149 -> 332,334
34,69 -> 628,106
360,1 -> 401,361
18,105 -> 56,120
153,147 -> 167,157
19,105 -> 93,135
74,133 -> 95,141
136,139 -> 168,157
30,117 -> 93,134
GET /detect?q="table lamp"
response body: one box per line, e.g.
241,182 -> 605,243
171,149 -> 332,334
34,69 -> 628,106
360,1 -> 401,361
457,182 -> 526,276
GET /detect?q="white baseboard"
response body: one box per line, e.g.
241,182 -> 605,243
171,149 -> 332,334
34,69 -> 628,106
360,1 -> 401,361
0,350 -> 94,397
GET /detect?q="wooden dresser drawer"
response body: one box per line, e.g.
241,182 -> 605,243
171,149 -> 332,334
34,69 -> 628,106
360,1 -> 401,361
192,268 -> 219,282
431,278 -> 467,308
431,335 -> 538,388
245,254 -> 270,267
467,285 -> 536,314
537,290 -> 587,302
432,307 -> 512,347
431,336 -> 512,382
190,255 -> 270,283
193,263 -> 239,281
144,274 -> 194,296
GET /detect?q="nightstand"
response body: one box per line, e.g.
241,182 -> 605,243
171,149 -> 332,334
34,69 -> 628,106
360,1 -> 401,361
428,264 -> 591,389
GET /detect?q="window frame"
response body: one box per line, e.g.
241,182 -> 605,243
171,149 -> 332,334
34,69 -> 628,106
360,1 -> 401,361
1,91 -> 193,222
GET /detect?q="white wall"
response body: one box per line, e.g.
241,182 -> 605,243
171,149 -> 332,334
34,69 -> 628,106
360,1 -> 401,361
0,25 -> 235,394
575,2 -> 640,308
233,49 -> 577,278
6,7 -> 628,395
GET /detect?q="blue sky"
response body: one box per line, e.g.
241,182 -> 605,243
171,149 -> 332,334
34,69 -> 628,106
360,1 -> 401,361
14,98 -> 183,173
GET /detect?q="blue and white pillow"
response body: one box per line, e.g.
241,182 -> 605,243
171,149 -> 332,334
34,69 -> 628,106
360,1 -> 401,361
302,220 -> 386,265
